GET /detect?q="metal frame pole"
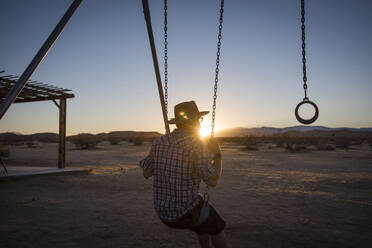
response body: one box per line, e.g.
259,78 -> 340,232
142,0 -> 170,134
0,157 -> 7,174
58,98 -> 66,168
0,0 -> 82,120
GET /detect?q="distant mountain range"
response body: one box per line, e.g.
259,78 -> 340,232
0,132 -> 60,143
1,126 -> 372,143
0,131 -> 162,143
216,126 -> 372,137
90,131 -> 162,140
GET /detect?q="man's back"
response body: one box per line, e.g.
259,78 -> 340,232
139,101 -> 229,247
140,128 -> 215,222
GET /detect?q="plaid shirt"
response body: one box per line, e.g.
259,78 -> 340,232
140,128 -> 216,222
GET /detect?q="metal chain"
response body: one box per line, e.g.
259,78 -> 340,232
210,0 -> 224,138
301,0 -> 308,100
164,0 -> 169,115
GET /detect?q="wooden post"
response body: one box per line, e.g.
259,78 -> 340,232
58,98 -> 66,168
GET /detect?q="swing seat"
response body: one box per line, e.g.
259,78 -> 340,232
193,201 -> 210,227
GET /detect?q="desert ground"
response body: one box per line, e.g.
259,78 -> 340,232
1,141 -> 372,248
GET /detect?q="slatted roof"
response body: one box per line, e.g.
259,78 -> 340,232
0,70 -> 74,104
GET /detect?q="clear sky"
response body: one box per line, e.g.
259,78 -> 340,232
1,0 -> 371,135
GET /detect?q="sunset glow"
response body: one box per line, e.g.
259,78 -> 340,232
0,1 -> 371,135
199,121 -> 218,138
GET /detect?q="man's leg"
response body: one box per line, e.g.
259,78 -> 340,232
211,230 -> 230,248
197,233 -> 211,248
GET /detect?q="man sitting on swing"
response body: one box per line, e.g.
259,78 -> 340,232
140,101 -> 229,248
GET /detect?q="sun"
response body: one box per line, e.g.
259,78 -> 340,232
199,121 -> 218,138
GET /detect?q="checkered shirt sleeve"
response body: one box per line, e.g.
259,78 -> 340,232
194,141 -> 216,183
139,144 -> 154,171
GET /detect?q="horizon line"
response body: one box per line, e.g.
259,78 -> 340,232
2,125 -> 372,136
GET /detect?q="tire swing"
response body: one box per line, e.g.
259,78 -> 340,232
295,0 -> 319,125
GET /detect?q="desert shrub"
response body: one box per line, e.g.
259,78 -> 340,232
305,136 -> 319,146
303,136 -> 329,146
267,144 -> 276,149
367,138 -> 372,148
128,137 -> 145,146
280,135 -> 316,152
37,138 -> 58,143
335,137 -> 352,149
352,137 -> 364,146
285,141 -> 307,152
69,134 -> 101,149
0,145 -> 10,157
219,137 -> 246,145
242,144 -> 258,151
25,136 -> 36,148
273,136 -> 291,148
108,135 -> 121,145
215,137 -> 224,146
295,144 -> 307,151
13,142 -> 25,146
0,133 -> 22,146
277,136 -> 292,149
316,144 -> 336,151
275,139 -> 284,148
243,136 -> 260,145
26,141 -> 36,148
235,137 -> 245,144
143,137 -> 152,143
241,136 -> 262,151
316,137 -> 331,146
37,136 -> 58,143
285,143 -> 293,151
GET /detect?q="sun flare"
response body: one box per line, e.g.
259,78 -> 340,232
199,121 -> 218,138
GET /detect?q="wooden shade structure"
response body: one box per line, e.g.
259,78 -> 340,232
0,70 -> 74,168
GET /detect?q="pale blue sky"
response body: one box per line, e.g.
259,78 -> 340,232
1,0 -> 371,135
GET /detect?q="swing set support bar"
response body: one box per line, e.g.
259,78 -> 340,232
142,0 -> 170,134
0,0 -> 82,120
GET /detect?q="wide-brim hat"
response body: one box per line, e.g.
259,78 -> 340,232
168,101 -> 209,125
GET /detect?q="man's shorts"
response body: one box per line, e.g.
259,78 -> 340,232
162,200 -> 226,235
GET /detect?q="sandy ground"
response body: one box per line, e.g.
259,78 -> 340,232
1,141 -> 372,248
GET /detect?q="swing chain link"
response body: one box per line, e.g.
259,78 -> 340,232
206,0 -> 224,202
211,0 -> 224,138
164,0 -> 168,115
301,0 -> 308,100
